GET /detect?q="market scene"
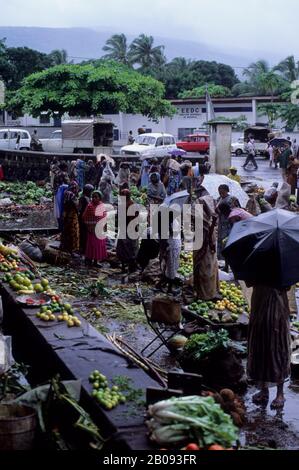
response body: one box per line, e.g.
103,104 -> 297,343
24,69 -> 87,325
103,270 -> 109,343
0,0 -> 298,459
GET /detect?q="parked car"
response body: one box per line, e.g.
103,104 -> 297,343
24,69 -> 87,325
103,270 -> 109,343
0,128 -> 31,150
231,137 -> 245,155
120,133 -> 177,157
40,129 -> 62,153
176,133 -> 209,153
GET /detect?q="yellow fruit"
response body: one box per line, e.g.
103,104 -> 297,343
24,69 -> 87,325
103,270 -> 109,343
67,320 -> 74,327
34,283 -> 43,293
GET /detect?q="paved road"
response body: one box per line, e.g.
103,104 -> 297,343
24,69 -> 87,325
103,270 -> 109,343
231,155 -> 283,189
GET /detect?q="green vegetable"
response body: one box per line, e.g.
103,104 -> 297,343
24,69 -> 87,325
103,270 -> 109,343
180,330 -> 229,363
147,395 -> 238,447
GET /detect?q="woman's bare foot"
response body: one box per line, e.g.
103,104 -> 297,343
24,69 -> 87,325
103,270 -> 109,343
270,395 -> 285,410
252,389 -> 269,405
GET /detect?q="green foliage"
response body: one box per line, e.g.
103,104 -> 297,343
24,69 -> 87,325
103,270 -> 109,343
102,34 -> 131,65
6,61 -> 175,120
0,42 -> 53,90
180,329 -> 229,363
179,84 -> 232,99
276,103 -> 299,130
147,395 -> 238,448
257,103 -> 282,125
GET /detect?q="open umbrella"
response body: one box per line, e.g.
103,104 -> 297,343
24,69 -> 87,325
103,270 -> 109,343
269,138 -> 289,148
200,174 -> 249,207
168,148 -> 187,157
222,209 -> 299,288
160,190 -> 190,209
96,153 -> 115,167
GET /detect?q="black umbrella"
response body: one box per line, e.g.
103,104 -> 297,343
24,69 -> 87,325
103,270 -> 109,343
222,209 -> 299,288
269,137 -> 289,148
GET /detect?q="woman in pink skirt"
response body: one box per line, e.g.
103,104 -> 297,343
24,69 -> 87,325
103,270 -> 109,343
83,191 -> 107,267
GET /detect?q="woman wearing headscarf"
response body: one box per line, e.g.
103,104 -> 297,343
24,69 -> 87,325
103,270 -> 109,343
117,162 -> 130,186
99,175 -> 113,204
140,159 -> 150,188
216,184 -> 240,260
116,189 -> 139,273
78,184 -> 94,255
158,212 -> 182,293
166,168 -> 180,196
76,159 -> 85,190
83,191 -> 107,267
53,162 -> 70,231
147,172 -> 166,204
193,195 -> 219,300
102,161 -> 115,183
60,181 -> 80,254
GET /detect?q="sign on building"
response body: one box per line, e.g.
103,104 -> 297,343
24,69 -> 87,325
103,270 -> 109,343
176,105 -> 202,119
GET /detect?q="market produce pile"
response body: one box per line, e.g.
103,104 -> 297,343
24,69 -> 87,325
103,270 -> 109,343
0,242 -> 82,328
180,330 -> 229,363
147,395 -> 238,449
0,181 -> 52,205
186,281 -> 249,324
130,185 -> 147,205
177,251 -> 193,278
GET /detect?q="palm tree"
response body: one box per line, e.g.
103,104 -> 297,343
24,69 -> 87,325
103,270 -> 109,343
49,49 -> 68,65
129,34 -> 165,69
243,59 -> 270,83
274,55 -> 299,82
102,34 -> 131,65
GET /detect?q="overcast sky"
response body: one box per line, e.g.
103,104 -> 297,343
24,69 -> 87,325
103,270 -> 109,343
1,0 -> 299,57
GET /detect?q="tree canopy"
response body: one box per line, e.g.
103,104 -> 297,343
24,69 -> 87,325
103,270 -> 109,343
178,84 -> 232,99
6,61 -> 175,120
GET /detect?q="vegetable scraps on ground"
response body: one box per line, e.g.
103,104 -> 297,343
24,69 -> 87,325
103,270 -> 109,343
147,395 -> 238,448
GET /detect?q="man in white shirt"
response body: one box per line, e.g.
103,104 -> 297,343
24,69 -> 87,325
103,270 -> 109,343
243,138 -> 258,171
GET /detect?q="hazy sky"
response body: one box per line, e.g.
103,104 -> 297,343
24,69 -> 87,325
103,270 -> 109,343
1,0 -> 299,56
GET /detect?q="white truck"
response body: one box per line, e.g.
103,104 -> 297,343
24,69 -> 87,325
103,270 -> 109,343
41,118 -> 114,154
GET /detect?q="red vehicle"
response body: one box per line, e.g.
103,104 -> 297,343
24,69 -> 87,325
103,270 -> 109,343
176,134 -> 210,153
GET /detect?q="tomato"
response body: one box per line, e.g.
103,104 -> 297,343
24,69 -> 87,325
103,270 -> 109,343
208,445 -> 225,451
185,443 -> 200,450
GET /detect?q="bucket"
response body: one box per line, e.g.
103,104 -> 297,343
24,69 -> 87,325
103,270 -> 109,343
0,404 -> 37,450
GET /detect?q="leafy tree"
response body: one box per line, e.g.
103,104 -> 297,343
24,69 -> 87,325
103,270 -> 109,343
178,84 -> 232,99
257,103 -> 282,126
0,38 -> 15,85
242,60 -> 288,96
276,103 -> 299,130
188,61 -> 238,89
48,49 -> 69,65
4,46 -> 52,89
274,55 -> 299,82
6,61 -> 175,121
146,57 -> 238,99
102,34 -> 131,66
129,34 -> 165,69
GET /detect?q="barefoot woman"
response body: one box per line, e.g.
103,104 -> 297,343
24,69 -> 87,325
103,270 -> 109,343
248,284 -> 291,409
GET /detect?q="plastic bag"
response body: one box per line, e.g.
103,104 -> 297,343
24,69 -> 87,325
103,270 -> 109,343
0,335 -> 14,375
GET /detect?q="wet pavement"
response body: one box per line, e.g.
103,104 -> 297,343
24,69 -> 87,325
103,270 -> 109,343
231,155 -> 283,190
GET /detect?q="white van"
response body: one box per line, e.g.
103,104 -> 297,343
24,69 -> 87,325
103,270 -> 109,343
0,128 -> 31,150
120,133 -> 177,157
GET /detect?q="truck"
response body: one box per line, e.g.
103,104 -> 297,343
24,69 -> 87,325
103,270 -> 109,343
40,118 -> 114,154
244,126 -> 282,155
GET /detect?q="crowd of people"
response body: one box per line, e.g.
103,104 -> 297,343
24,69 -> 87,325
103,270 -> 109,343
50,151 -> 298,411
